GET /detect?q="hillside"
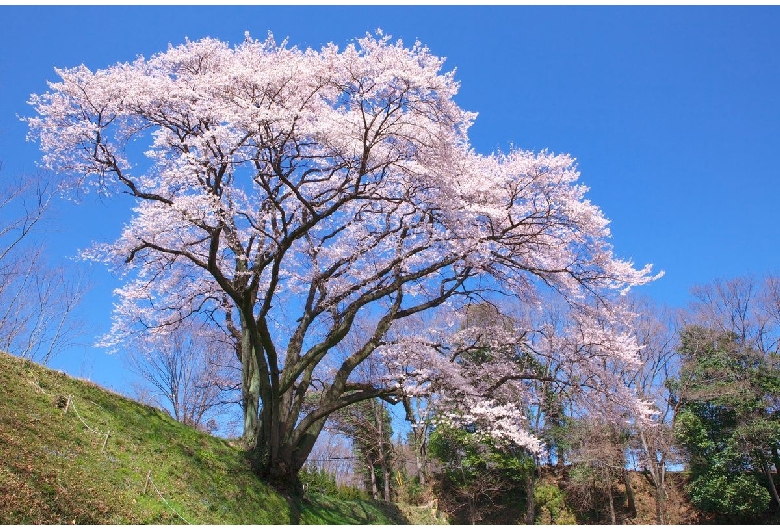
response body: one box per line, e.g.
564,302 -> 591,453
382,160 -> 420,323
0,351 -> 408,524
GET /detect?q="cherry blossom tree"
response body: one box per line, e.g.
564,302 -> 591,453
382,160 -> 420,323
26,32 -> 659,488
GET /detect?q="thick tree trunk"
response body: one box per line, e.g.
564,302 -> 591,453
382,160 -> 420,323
252,416 -> 326,495
239,314 -> 301,491
240,328 -> 261,447
241,311 -> 396,493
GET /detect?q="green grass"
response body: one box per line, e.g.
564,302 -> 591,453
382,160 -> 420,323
0,351 -> 408,524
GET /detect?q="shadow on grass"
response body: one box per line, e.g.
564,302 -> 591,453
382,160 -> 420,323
298,493 -> 410,525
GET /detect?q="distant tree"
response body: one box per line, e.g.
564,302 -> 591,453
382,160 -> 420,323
674,276 -> 780,515
331,398 -> 394,501
401,395 -> 433,489
303,429 -> 357,488
128,320 -> 239,432
565,419 -> 631,524
688,276 -> 768,349
427,300 -> 608,524
27,32 -> 658,487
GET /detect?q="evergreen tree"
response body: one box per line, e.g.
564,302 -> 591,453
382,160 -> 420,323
672,325 -> 780,518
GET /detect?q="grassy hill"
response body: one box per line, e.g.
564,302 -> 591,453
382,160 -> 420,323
0,351 -> 409,524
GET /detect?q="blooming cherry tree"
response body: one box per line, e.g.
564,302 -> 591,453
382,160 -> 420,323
27,32 -> 659,487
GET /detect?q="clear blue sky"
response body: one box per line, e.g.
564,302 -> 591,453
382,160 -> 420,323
1,6 -> 779,393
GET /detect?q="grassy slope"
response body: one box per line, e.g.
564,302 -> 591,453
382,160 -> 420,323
0,351 -> 406,524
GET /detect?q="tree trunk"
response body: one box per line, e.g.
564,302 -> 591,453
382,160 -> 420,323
607,481 -> 617,524
240,314 -> 303,492
606,476 -> 616,525
524,469 -> 536,524
375,401 -> 391,502
415,449 -> 426,487
370,461 -> 378,500
240,313 -> 395,493
639,429 -> 667,524
764,461 -> 780,508
402,398 -> 428,487
414,425 -> 427,487
240,327 -> 261,447
382,458 -> 391,502
656,464 -> 667,524
253,410 -> 329,495
468,495 -> 477,525
623,468 -> 637,518
771,445 -> 780,503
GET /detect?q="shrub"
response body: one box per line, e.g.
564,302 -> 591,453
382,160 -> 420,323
534,483 -> 577,525
687,472 -> 770,518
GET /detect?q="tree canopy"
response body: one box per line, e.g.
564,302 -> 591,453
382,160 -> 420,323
26,32 -> 659,486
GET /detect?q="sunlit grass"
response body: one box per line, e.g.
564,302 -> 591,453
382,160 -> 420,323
0,351 -> 406,524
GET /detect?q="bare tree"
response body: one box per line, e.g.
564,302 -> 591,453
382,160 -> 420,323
401,395 -> 433,488
0,169 -> 87,364
305,430 -> 359,488
330,398 -> 395,501
325,343 -> 396,501
566,419 -> 630,524
128,320 -> 240,432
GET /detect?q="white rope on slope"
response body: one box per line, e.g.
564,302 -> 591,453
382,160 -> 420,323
49,383 -> 192,523
148,474 -> 192,525
69,398 -> 107,437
